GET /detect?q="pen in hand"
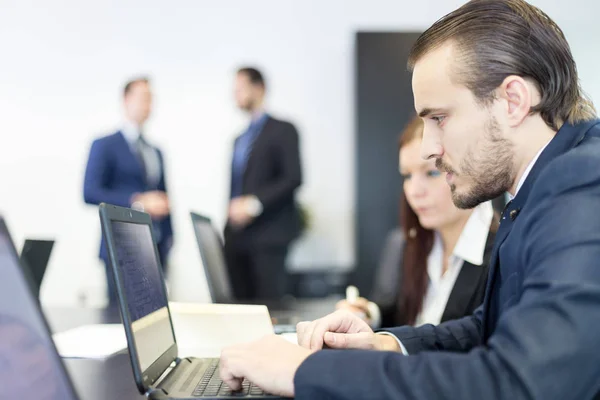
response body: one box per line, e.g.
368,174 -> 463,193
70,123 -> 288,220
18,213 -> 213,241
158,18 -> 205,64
345,285 -> 366,319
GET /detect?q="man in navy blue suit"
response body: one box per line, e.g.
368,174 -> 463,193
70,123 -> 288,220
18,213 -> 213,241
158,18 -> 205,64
218,1 -> 600,398
83,77 -> 173,305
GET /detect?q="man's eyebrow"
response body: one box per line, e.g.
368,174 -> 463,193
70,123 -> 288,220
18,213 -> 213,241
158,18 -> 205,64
418,108 -> 445,118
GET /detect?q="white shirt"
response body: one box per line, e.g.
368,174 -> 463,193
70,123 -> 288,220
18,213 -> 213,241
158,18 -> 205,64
415,201 -> 494,326
370,201 -> 494,329
508,140 -> 551,200
122,120 -> 162,188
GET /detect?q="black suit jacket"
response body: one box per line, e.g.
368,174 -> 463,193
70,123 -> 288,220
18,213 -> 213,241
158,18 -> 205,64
225,116 -> 302,247
372,228 -> 495,328
295,119 -> 600,399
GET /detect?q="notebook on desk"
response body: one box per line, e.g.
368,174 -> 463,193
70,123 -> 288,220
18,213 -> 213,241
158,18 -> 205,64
100,204 -> 289,399
0,217 -> 79,400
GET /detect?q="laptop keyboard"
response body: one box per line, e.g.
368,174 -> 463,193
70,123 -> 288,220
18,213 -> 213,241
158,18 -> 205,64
192,359 -> 266,397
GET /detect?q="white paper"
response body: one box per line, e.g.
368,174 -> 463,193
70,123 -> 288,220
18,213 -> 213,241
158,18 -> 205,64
52,303 -> 290,360
52,324 -> 126,359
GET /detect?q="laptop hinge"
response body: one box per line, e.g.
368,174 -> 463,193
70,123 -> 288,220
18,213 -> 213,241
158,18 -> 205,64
148,357 -> 193,399
146,387 -> 169,400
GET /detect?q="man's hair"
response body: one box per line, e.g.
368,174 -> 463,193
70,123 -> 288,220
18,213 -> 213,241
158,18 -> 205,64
237,67 -> 266,89
408,0 -> 596,130
123,77 -> 150,97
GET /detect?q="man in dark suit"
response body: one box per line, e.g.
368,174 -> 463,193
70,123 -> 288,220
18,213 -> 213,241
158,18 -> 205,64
218,1 -> 600,398
224,67 -> 302,301
83,77 -> 173,305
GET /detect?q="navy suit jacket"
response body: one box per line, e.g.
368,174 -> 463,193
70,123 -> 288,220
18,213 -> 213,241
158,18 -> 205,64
83,131 -> 173,266
295,119 -> 600,399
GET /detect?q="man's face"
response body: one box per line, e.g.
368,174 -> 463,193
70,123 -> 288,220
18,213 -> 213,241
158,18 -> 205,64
234,73 -> 262,112
124,81 -> 152,125
412,43 -> 515,209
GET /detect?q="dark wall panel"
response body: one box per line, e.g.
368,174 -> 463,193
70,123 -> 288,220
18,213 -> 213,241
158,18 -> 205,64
353,32 -> 421,294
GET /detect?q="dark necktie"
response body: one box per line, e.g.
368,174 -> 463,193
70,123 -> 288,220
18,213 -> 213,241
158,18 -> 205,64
231,115 -> 268,198
135,135 -> 148,185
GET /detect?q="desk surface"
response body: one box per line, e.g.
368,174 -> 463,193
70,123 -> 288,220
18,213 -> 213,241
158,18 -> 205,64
45,297 -> 339,400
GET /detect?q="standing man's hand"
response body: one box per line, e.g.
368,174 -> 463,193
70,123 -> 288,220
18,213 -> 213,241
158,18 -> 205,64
132,191 -> 169,219
228,195 -> 262,227
220,335 -> 311,398
296,310 -> 400,351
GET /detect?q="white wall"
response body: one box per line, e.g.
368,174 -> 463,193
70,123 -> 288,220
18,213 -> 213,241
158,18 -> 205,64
0,0 -> 598,306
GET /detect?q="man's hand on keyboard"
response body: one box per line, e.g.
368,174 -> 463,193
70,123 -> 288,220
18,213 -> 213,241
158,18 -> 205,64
219,335 -> 311,398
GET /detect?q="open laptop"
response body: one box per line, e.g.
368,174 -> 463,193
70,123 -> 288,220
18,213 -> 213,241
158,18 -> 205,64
0,217 -> 79,400
20,239 -> 55,298
100,204 -> 287,399
189,212 -> 299,333
189,212 -> 235,304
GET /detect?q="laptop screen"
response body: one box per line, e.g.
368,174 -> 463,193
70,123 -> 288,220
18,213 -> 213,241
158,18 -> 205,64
20,239 -> 54,297
0,224 -> 77,400
110,220 -> 175,371
191,216 -> 233,303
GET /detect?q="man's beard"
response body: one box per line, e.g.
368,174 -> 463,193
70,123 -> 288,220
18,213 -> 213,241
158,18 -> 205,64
240,97 -> 257,112
437,117 -> 514,209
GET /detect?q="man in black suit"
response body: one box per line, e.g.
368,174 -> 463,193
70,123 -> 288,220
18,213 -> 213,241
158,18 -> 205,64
224,67 -> 302,301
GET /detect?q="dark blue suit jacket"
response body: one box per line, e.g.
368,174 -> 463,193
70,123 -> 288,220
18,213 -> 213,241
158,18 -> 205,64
295,119 -> 600,399
83,131 -> 173,267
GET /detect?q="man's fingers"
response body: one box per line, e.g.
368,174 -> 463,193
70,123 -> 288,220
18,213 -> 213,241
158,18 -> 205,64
310,310 -> 355,350
219,365 -> 243,390
297,320 -> 316,349
220,350 -> 245,391
296,321 -> 310,346
297,311 -> 358,350
309,319 -> 329,350
324,332 -> 374,350
299,320 -> 317,349
298,320 -> 325,351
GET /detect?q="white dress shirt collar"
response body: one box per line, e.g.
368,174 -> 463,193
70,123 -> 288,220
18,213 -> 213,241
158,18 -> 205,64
429,201 -> 494,273
452,200 -> 494,266
121,119 -> 142,146
251,110 -> 267,123
508,140 -> 551,201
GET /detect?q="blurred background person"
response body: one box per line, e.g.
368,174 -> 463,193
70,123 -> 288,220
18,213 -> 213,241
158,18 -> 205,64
224,67 -> 303,301
338,117 -> 497,327
83,77 -> 173,306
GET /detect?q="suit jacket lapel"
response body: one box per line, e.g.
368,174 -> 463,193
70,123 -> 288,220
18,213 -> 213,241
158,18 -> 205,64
441,260 -> 486,322
481,207 -> 514,335
243,116 -> 271,180
116,131 -> 146,182
481,119 -> 599,338
442,229 -> 496,322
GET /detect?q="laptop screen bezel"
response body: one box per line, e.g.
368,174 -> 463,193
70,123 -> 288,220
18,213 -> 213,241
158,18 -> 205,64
189,211 -> 235,303
0,216 -> 79,400
99,203 -> 178,394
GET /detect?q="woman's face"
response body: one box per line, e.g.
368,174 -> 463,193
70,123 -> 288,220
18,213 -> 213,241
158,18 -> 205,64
400,138 -> 471,230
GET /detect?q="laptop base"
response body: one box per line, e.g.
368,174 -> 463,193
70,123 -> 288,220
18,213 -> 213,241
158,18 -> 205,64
149,357 -> 286,399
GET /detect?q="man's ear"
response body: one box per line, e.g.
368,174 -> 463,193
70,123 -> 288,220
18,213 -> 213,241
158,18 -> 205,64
497,75 -> 533,127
